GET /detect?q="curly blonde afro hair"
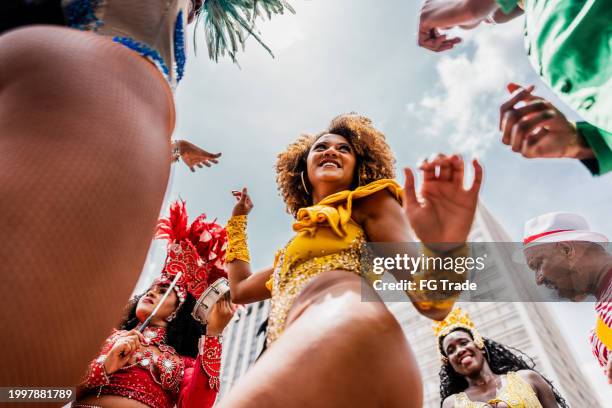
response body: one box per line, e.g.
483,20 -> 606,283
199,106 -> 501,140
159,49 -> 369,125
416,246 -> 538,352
276,113 -> 396,217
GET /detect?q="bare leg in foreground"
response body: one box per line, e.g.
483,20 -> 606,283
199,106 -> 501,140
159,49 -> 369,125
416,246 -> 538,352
0,26 -> 174,386
219,271 -> 423,408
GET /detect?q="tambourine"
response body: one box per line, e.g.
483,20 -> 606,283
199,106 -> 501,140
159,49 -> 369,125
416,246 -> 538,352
192,278 -> 230,324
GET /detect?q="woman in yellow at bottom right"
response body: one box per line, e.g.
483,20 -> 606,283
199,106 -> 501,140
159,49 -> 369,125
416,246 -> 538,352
436,309 -> 567,408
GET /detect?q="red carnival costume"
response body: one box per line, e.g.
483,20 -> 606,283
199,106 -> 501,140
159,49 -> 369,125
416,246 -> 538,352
76,200 -> 228,408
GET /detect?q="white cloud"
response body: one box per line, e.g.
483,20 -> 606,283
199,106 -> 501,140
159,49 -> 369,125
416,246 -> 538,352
256,12 -> 305,53
409,21 -> 529,156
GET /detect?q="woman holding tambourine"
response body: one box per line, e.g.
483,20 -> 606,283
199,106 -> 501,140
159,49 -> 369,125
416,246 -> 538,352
74,200 -> 235,408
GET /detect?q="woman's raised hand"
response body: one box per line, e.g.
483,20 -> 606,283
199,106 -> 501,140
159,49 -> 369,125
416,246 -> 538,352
231,188 -> 254,217
206,297 -> 239,336
177,140 -> 222,172
402,154 -> 482,247
104,329 -> 145,374
499,83 -> 594,160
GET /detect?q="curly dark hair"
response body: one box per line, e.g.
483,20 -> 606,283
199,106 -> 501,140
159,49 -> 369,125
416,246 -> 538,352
119,292 -> 204,358
438,328 -> 568,407
275,113 -> 396,217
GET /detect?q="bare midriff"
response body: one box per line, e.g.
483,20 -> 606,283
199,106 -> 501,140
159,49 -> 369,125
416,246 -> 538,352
285,269 -> 379,327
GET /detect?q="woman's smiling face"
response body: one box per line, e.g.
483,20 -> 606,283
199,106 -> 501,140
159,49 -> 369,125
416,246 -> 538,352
306,134 -> 356,194
443,330 -> 486,376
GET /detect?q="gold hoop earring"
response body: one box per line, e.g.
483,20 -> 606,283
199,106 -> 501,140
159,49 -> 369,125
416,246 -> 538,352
301,171 -> 310,195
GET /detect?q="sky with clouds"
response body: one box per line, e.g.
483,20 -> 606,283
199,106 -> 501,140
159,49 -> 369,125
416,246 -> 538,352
137,0 -> 611,401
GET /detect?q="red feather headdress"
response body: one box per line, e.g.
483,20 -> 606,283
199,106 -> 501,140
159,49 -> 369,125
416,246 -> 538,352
154,200 -> 228,304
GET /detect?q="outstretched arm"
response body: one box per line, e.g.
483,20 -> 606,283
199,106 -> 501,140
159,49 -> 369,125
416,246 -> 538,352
404,155 -> 481,319
226,188 -> 273,304
356,155 -> 482,320
356,190 -> 446,320
171,139 -> 221,172
228,262 -> 273,304
420,0 -> 499,28
417,0 -> 521,52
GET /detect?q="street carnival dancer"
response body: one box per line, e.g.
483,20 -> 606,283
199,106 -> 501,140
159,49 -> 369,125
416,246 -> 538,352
0,0 -> 294,386
435,308 -> 567,408
221,113 -> 483,407
73,200 -> 236,408
521,212 -> 612,384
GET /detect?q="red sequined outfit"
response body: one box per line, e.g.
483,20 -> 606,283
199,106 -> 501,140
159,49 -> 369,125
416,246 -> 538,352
78,201 -> 227,407
77,326 -> 222,408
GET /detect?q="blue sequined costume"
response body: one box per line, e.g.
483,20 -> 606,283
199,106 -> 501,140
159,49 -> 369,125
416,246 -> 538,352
62,0 -> 189,88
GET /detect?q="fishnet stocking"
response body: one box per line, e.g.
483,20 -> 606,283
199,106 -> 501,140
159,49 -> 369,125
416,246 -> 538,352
0,26 -> 175,389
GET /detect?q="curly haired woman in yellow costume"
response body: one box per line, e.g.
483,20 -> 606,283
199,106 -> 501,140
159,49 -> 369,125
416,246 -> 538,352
221,113 -> 483,407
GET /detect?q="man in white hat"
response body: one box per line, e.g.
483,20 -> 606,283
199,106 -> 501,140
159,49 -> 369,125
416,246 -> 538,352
521,212 -> 612,383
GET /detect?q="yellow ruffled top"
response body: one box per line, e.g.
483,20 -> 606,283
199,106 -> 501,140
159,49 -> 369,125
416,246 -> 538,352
454,372 -> 543,408
265,179 -> 403,344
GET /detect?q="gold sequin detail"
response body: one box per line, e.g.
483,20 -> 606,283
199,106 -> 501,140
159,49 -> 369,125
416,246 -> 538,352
226,215 -> 250,263
267,233 -> 376,345
265,179 -> 402,345
454,372 -> 543,408
410,244 -> 469,312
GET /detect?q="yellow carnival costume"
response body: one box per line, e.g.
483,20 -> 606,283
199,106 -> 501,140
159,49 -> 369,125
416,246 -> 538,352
265,179 -> 402,344
434,309 -> 543,408
227,179 -> 468,345
453,372 -> 542,408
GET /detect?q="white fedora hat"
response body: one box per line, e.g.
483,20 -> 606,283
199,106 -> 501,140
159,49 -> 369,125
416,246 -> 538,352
513,212 -> 608,262
523,212 -> 608,247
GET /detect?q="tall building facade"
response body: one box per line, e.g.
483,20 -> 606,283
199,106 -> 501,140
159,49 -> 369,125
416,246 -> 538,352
220,300 -> 270,397
219,205 -> 603,406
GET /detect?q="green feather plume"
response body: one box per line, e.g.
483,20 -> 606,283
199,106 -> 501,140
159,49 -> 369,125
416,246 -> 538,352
196,0 -> 295,62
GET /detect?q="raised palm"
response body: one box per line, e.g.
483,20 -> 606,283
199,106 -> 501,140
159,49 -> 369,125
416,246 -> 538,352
403,154 -> 482,246
178,140 -> 222,172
